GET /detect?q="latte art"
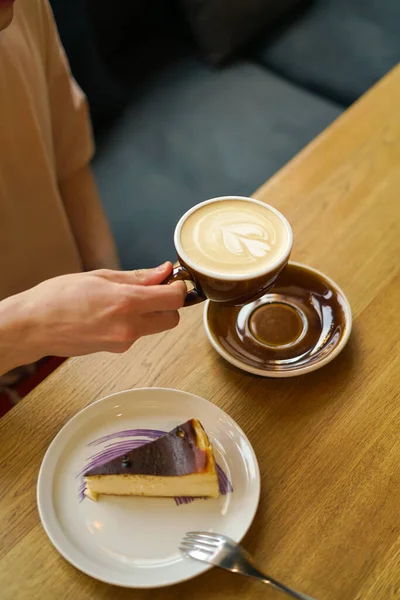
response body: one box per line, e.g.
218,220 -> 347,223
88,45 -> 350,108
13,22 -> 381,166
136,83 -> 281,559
180,200 -> 289,276
220,223 -> 273,258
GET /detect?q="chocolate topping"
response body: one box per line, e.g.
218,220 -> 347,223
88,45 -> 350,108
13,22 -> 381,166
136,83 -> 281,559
84,419 -> 207,477
121,455 -> 131,468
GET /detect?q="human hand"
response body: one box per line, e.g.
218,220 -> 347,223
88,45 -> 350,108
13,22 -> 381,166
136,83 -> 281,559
15,262 -> 186,361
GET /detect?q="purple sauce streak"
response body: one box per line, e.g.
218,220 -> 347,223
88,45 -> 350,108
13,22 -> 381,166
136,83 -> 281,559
77,429 -> 233,505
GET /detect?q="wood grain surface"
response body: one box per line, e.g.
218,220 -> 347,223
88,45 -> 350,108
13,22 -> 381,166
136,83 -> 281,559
1,66 -> 400,600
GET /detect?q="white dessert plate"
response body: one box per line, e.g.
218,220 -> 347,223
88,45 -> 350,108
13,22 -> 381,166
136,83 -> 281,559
37,388 -> 260,588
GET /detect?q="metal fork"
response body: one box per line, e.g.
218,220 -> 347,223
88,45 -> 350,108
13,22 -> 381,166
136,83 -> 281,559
180,532 -> 317,600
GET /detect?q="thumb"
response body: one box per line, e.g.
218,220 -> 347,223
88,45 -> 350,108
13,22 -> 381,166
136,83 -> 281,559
128,261 -> 173,286
95,262 -> 173,285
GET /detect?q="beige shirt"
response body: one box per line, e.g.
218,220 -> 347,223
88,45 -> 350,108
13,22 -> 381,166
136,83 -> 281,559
0,0 -> 94,301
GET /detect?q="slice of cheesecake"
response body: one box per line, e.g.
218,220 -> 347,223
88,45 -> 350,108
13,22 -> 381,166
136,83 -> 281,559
84,419 -> 219,501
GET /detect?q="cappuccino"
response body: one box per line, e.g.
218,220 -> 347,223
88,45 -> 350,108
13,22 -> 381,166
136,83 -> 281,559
179,199 -> 290,276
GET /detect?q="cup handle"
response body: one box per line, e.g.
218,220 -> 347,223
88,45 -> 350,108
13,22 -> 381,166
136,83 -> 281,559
163,265 -> 205,307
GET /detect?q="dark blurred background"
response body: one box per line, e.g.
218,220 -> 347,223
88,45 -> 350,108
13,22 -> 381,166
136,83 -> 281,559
50,0 -> 400,269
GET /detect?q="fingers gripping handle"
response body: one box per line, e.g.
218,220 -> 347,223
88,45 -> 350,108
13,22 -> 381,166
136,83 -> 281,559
163,265 -> 205,307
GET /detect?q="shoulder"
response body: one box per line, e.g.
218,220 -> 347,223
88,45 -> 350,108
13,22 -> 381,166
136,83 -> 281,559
14,0 -> 46,25
12,0 -> 62,74
13,0 -> 54,42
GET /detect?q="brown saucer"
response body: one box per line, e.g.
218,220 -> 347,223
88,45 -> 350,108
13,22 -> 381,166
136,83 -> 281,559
204,262 -> 352,377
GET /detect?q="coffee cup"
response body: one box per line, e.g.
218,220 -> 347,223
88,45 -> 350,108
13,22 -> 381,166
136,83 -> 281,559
165,196 -> 293,306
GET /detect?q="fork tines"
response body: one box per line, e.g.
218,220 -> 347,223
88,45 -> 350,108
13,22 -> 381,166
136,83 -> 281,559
180,531 -> 221,555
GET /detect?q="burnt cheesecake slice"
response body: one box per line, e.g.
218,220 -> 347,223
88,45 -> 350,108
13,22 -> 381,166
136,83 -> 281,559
84,419 -> 219,500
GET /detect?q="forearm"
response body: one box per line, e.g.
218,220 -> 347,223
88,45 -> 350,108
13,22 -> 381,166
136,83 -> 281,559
59,165 -> 120,271
0,294 -> 41,377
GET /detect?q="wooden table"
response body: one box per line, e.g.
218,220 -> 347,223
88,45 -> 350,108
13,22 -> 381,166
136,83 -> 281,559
1,67 -> 400,600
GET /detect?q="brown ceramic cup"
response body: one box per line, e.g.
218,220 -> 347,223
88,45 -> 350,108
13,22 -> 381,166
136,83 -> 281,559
165,196 -> 293,306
